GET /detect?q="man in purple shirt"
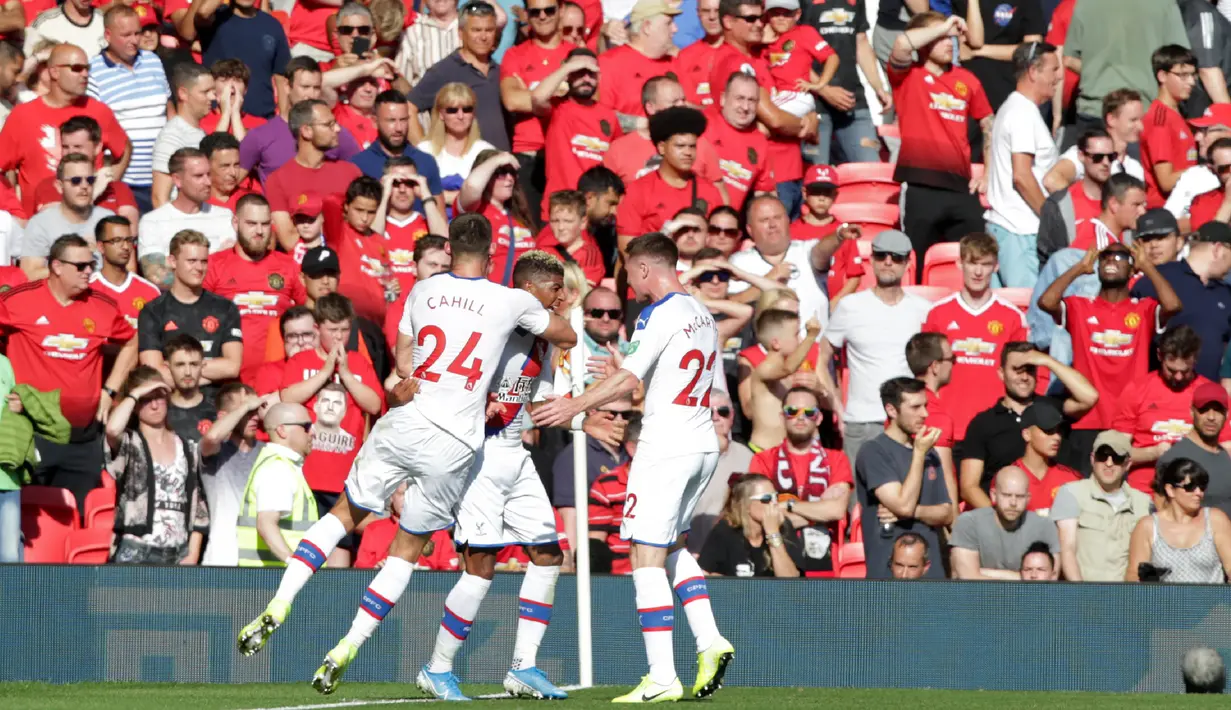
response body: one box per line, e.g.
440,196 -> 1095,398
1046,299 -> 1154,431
239,56 -> 361,185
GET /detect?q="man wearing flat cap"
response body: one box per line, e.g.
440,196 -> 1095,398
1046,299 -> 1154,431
1039,239 -> 1183,472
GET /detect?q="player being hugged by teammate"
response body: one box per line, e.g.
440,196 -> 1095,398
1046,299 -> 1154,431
535,232 -> 737,703
235,213 -> 577,696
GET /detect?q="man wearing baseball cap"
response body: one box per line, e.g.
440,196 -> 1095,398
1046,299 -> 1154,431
790,164 -> 862,308
1133,208 -> 1183,269
1132,221 -> 1231,381
814,228 -> 932,464
290,194 -> 325,263
1001,400 -> 1081,514
596,0 -> 680,118
1051,429 -> 1150,581
1158,380 -> 1231,517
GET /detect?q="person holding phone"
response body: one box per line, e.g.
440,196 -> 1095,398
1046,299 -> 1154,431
699,473 -> 804,577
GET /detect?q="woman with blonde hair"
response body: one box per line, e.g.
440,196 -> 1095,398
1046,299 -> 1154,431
457,148 -> 538,285
699,474 -> 803,577
416,82 -> 495,209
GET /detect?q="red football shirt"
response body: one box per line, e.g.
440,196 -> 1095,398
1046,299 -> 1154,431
702,108 -> 774,212
1007,459 -> 1081,514
333,103 -> 377,150
1187,189 -> 1223,231
925,388 -> 956,449
200,110 -> 268,135
383,290 -> 408,354
789,218 -> 862,290
674,39 -> 721,107
286,1 -> 334,52
0,97 -> 129,214
600,131 -> 724,188
0,175 -> 24,219
202,247 -> 307,378
1140,99 -> 1198,208
325,196 -> 392,323
1068,181 -> 1102,224
0,265 -> 28,292
707,43 -> 806,182
32,176 -> 137,216
588,461 -> 632,574
1070,217 -> 1124,251
383,213 -> 430,294
280,348 -> 381,492
924,293 -> 1030,438
889,63 -> 992,192
749,442 -> 853,499
766,25 -> 836,94
88,271 -> 161,330
598,44 -> 677,117
0,281 -> 135,428
542,98 -> 622,219
206,184 -> 262,213
536,224 -> 606,286
616,169 -> 725,237
265,159 -> 363,216
501,39 -> 577,153
1045,0 -> 1080,111
1062,294 -> 1160,430
453,197 -> 537,285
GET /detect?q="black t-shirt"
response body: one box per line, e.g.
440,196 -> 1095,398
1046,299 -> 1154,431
138,290 -> 243,361
855,433 -> 949,580
875,0 -> 909,31
803,0 -> 871,111
956,394 -> 1068,491
951,0 -> 1046,110
199,6 -> 291,119
167,397 -> 217,444
699,519 -> 805,577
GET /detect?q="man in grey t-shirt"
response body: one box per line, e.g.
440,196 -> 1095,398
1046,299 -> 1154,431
17,153 -> 114,278
1159,380 -> 1231,518
950,466 -> 1060,580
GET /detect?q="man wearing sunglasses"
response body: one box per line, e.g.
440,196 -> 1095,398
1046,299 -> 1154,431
19,154 -> 116,281
1051,430 -> 1150,581
747,386 -> 851,574
1038,128 -> 1118,266
1043,88 -> 1146,193
559,287 -> 632,389
1159,381 -> 1231,519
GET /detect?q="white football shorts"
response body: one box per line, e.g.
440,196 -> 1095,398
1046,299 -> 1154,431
454,441 -> 559,548
619,445 -> 720,548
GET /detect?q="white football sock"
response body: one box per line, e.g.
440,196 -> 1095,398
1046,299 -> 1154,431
667,549 -> 720,653
427,573 -> 492,673
633,566 -> 676,685
343,557 -> 414,649
511,563 -> 560,670
274,514 -> 347,605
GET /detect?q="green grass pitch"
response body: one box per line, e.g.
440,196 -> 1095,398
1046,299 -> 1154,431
1,683 -> 1227,710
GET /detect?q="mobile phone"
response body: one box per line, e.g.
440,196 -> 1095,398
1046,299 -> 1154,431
951,36 -> 960,67
352,36 -> 371,56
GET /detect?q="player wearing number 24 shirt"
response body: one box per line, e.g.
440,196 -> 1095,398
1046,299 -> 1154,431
534,233 -> 736,704
236,214 -> 577,697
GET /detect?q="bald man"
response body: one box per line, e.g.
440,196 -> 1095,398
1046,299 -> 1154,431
235,402 -> 320,567
948,466 -> 1061,580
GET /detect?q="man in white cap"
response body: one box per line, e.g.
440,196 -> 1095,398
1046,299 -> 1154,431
815,229 -> 931,464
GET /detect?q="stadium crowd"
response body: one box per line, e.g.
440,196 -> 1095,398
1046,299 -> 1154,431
5,0 -> 1231,585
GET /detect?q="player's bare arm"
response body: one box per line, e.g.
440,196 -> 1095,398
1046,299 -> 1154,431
532,368 -> 639,429
538,311 -> 579,350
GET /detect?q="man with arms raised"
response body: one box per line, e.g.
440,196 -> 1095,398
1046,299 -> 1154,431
236,213 -> 576,696
536,232 -> 735,703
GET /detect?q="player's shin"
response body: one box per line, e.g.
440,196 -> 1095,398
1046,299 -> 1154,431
512,562 -> 560,670
427,572 -> 493,673
274,514 -> 349,604
633,566 -> 678,685
343,557 -> 415,649
666,548 -> 720,653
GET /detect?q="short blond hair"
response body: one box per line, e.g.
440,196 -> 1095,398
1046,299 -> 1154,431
169,229 -> 209,256
959,232 -> 999,262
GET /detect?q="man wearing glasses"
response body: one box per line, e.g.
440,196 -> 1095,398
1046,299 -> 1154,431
88,216 -> 160,330
747,386 -> 851,575
0,234 -> 137,516
1141,45 -> 1199,209
1052,430 -> 1150,581
1038,128 -> 1119,265
1044,89 -> 1146,193
19,154 -> 116,281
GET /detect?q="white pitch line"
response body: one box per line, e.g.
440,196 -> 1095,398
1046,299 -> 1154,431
242,685 -> 586,710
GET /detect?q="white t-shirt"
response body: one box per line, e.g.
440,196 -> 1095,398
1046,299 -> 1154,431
1057,144 -> 1144,184
137,202 -> 236,258
399,272 -> 552,450
822,290 -> 931,423
201,441 -> 264,567
727,239 -> 829,330
417,139 -> 494,188
621,292 -> 720,454
1165,165 -> 1221,218
25,8 -> 105,57
986,91 -> 1059,235
151,116 -> 206,175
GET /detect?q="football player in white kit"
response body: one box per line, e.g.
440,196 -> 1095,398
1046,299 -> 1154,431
236,213 -> 577,695
535,232 -> 736,704
416,251 -> 572,702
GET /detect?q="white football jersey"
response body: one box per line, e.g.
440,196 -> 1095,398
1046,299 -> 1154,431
622,292 -> 720,453
484,327 -> 553,447
398,273 -> 552,450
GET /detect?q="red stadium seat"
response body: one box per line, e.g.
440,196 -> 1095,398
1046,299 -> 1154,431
995,287 -> 1034,314
65,528 -> 113,564
876,123 -> 900,141
83,487 -> 115,530
848,505 -> 863,544
835,162 -> 900,205
21,486 -> 79,563
854,240 -> 916,290
921,242 -> 963,289
828,203 -> 900,238
100,470 -> 115,489
904,285 -> 956,302
836,542 -> 866,579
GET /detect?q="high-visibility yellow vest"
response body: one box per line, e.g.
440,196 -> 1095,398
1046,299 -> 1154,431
236,444 -> 319,567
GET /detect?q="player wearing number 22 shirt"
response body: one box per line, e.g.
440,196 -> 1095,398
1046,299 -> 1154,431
236,223 -> 577,699
533,233 -> 735,704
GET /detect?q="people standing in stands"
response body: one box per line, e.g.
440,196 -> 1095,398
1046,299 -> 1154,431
1140,45 -> 1199,209
1158,382 -> 1231,518
457,150 -> 539,286
1037,128 -> 1119,264
151,62 -> 215,208
416,83 -> 496,211
184,0 -> 289,121
349,91 -> 445,217
200,60 -> 270,139
1043,88 -> 1146,192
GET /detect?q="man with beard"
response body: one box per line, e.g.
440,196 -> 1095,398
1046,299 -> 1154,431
1039,240 -> 1182,472
1159,381 -> 1231,516
138,148 -> 237,285
163,333 -> 217,443
949,465 -> 1059,580
89,216 -> 160,330
533,49 -> 621,222
1112,326 -> 1224,491
959,342 -> 1098,509
747,386 -> 852,574
204,194 -> 307,383
350,90 -> 443,215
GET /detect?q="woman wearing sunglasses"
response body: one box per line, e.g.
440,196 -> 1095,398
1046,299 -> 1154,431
417,83 -> 496,211
1126,458 -> 1231,582
698,474 -> 804,577
105,365 -> 210,565
457,148 -> 540,285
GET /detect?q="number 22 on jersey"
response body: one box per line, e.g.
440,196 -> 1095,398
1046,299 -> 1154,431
674,349 -> 716,407
413,325 -> 485,391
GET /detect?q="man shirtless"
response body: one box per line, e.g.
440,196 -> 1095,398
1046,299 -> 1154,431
737,309 -> 832,451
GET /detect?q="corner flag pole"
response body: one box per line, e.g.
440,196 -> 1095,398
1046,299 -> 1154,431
568,305 -> 593,688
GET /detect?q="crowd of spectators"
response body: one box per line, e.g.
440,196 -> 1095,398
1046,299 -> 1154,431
6,0 -> 1231,585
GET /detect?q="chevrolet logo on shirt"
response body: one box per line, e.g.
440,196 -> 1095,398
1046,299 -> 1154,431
388,248 -> 414,266
234,291 -> 280,308
42,333 -> 89,357
1150,419 -> 1192,438
929,92 -> 967,112
952,338 -> 995,355
819,9 -> 853,24
1091,330 -> 1134,347
719,158 -> 753,181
